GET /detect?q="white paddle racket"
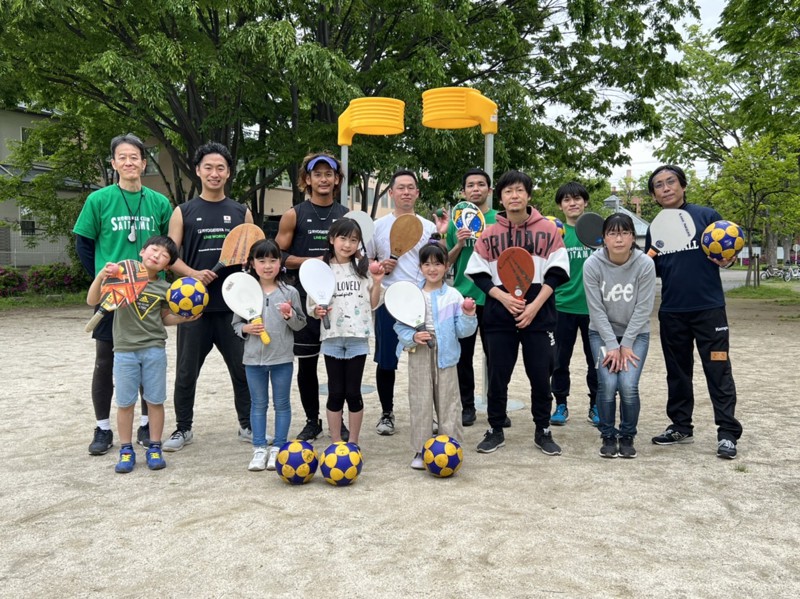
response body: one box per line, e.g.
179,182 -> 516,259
299,259 -> 336,329
344,210 -> 375,250
384,280 -> 433,349
222,272 -> 270,345
648,209 -> 696,257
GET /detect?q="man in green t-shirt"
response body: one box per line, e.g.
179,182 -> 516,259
440,168 -> 498,427
73,134 -> 172,456
550,182 -> 598,426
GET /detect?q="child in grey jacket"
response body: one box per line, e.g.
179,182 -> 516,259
233,240 -> 306,472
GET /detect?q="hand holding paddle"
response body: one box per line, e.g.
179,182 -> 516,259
222,272 -> 270,345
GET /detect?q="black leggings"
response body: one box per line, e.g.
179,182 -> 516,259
324,354 -> 366,413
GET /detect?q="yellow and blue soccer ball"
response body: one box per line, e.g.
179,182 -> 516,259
423,435 -> 463,478
320,442 -> 362,487
545,216 -> 566,238
701,220 -> 745,261
167,276 -> 209,317
276,440 -> 319,485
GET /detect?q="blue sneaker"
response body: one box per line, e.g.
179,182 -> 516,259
146,444 -> 167,470
588,406 -> 600,427
115,445 -> 136,474
551,404 -> 569,426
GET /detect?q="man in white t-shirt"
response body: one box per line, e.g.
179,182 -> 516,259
365,169 -> 436,436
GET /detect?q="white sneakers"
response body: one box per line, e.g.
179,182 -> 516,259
249,445 -> 280,471
162,429 -> 193,452
410,452 -> 425,470
266,446 -> 279,471
249,447 -> 268,471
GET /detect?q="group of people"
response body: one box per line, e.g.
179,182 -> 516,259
75,134 -> 743,475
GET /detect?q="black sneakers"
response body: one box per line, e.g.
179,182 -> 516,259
296,419 -> 323,441
462,407 -> 477,427
476,429 -> 505,453
618,436 -> 637,459
716,439 -> 737,459
136,424 -> 151,448
88,427 -> 113,455
652,428 -> 694,445
600,436 -> 618,458
534,427 -> 562,456
340,420 -> 350,442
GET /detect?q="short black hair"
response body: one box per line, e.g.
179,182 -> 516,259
647,165 -> 687,194
389,169 -> 418,188
194,142 -> 234,170
462,168 -> 491,190
555,181 -> 589,205
142,235 -> 179,266
110,134 -> 146,160
495,170 -> 532,197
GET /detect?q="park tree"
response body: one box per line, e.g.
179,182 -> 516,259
0,0 -> 699,229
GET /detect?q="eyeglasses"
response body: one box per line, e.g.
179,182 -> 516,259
652,177 -> 679,191
605,230 -> 633,238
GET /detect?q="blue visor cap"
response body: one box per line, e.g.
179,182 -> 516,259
307,156 -> 339,171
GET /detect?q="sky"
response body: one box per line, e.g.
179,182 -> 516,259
608,0 -> 726,185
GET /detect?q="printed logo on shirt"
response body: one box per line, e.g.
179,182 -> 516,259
224,215 -> 232,223
132,291 -> 163,320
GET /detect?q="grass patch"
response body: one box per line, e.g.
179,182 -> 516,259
0,292 -> 86,311
734,463 -> 749,473
727,281 -> 800,304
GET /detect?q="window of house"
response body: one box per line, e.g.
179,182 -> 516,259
143,146 -> 160,176
19,207 -> 36,236
20,127 -> 54,158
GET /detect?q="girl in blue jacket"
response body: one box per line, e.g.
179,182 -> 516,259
394,236 -> 477,470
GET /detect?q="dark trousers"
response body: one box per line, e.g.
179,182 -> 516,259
659,308 -> 741,441
485,326 -> 555,431
551,311 -> 597,408
374,304 -> 399,414
456,305 -> 486,411
173,311 -> 251,431
325,354 -> 366,413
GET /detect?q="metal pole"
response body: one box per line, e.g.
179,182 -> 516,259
484,133 -> 494,210
340,144 -> 349,205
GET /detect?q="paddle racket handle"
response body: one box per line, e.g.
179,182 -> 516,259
251,317 -> 271,345
85,308 -> 107,333
321,305 -> 330,330
647,248 -> 658,258
415,324 -> 434,349
211,261 -> 224,273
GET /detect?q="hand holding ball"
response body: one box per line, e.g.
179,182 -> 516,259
369,261 -> 382,275
278,302 -> 292,316
463,297 -> 475,311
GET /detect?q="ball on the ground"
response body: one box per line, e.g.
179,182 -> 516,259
701,220 -> 745,261
320,442 -> 362,486
545,216 -> 566,237
423,435 -> 463,478
276,440 -> 318,485
166,277 -> 209,317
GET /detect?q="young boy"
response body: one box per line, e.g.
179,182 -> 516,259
550,182 -> 599,426
86,236 -> 197,473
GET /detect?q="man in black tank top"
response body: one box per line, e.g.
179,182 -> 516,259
163,142 -> 254,452
276,152 -> 349,441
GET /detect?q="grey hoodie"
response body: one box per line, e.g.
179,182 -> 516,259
232,283 -> 306,366
583,248 -> 656,350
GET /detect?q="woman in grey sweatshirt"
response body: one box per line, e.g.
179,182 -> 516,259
583,214 -> 656,459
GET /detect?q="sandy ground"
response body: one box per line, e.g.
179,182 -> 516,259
1,294 -> 799,598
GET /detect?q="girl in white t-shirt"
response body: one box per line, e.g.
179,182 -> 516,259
308,218 -> 384,446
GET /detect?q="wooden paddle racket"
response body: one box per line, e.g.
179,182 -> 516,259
452,201 -> 486,238
497,247 -> 535,299
575,212 -> 604,249
298,259 -> 336,330
389,214 -> 423,260
211,223 -> 265,273
85,260 -> 150,332
647,209 -> 696,258
384,281 -> 433,349
222,272 -> 270,344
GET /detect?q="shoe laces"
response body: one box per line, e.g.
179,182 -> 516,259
718,439 -> 735,450
170,430 -> 184,440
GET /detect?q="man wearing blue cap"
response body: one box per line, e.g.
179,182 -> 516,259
276,152 -> 350,441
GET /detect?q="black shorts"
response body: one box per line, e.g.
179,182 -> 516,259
294,313 -> 321,358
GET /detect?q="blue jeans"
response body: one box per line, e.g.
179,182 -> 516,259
589,330 -> 649,438
245,363 -> 293,447
113,346 -> 167,408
